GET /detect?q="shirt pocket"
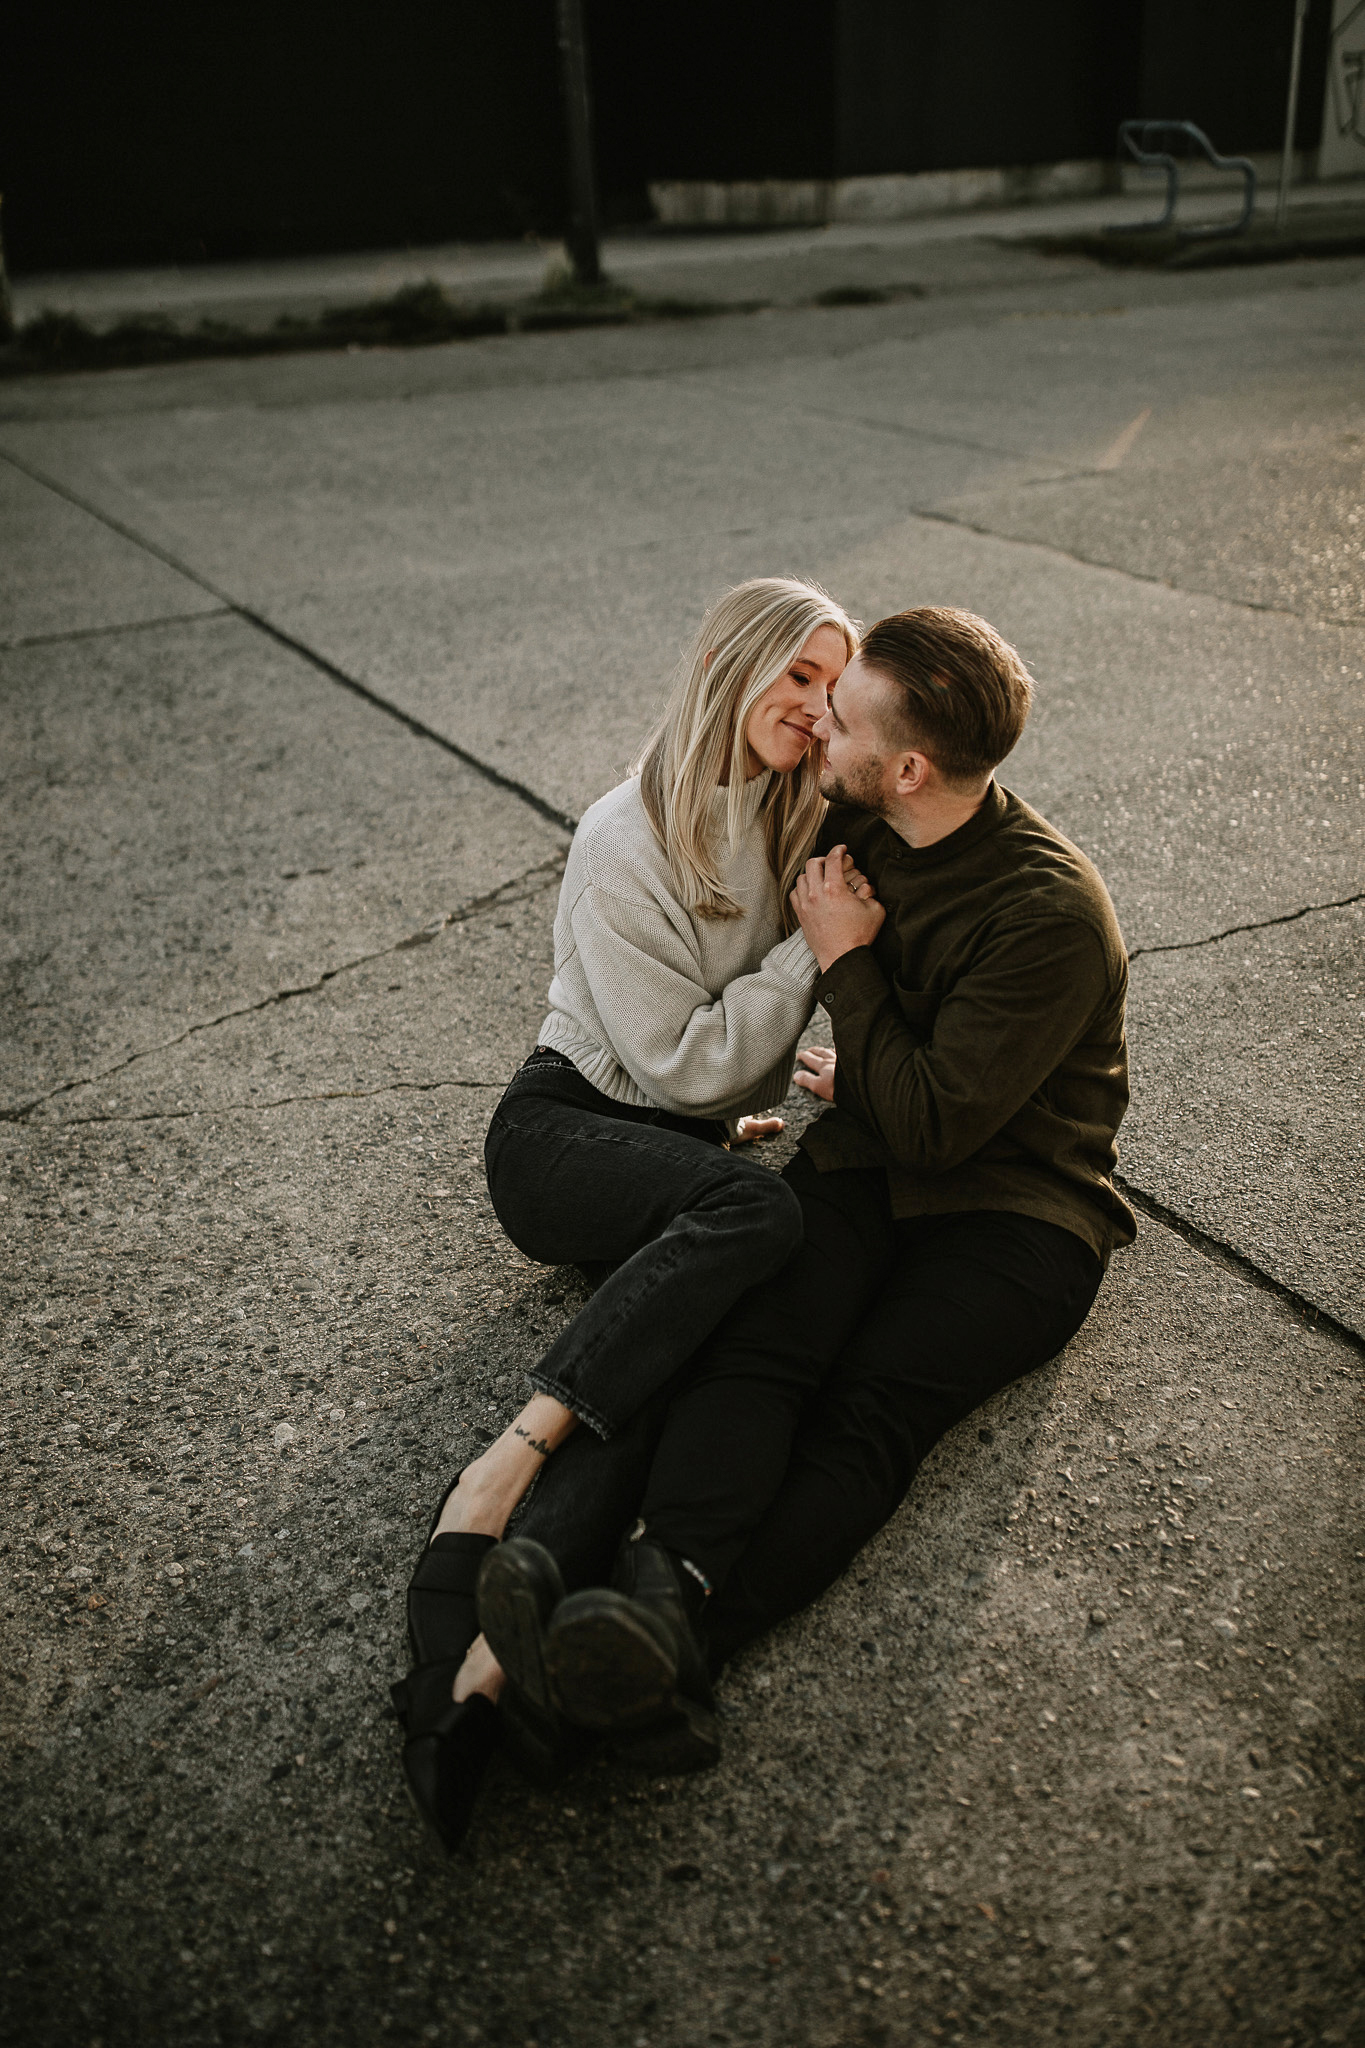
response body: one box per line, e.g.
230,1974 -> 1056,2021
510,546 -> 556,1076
893,983 -> 940,1039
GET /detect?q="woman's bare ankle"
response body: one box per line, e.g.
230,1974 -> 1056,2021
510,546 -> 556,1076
430,1397 -> 578,1544
432,1460 -> 508,1541
453,1634 -> 504,1705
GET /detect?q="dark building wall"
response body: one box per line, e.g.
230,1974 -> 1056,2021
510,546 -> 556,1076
587,0 -> 838,207
2,2 -> 567,273
833,0 -> 1144,176
1137,0 -> 1330,153
0,1 -> 1333,275
588,0 -> 1327,210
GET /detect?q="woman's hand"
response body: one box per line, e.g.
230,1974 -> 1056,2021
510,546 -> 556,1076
791,844 -> 885,972
793,1045 -> 836,1102
733,1114 -> 784,1144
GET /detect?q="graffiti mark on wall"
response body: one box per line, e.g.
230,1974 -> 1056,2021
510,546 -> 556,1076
1320,0 -> 1365,174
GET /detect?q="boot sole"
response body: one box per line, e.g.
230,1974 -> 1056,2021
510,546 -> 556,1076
477,1541 -> 562,1714
545,1590 -> 678,1730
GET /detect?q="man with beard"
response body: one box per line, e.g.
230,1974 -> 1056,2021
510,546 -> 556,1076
479,605 -> 1135,1772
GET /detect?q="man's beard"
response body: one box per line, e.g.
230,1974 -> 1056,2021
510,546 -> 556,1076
820,751 -> 890,818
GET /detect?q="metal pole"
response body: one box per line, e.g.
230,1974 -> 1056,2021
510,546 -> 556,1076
555,0 -> 603,286
1276,0 -> 1311,229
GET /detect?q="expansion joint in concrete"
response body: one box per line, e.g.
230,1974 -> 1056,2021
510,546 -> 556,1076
0,854 -> 564,1126
915,506 -> 1362,630
797,403 -> 1014,462
0,607 -> 234,654
232,609 -> 579,835
1115,1175 -> 1365,1358
0,447 -> 581,836
1128,889 -> 1365,962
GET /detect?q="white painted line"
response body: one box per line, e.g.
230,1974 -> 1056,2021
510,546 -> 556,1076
1097,407 -> 1153,471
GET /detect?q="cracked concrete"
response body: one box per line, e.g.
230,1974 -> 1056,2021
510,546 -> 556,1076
1,225 -> 1362,2048
1127,891 -> 1365,961
0,613 -> 567,1114
1125,898 -> 1365,1335
2,269 -> 1361,848
8,856 -> 565,1129
23,873 -> 561,1131
0,460 -> 222,647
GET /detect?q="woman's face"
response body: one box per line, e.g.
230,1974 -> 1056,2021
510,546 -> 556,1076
743,624 -> 850,778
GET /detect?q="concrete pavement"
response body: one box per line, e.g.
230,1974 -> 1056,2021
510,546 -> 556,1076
1,220 -> 1362,2048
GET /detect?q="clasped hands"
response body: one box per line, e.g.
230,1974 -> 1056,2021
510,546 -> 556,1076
789,846 -> 882,1108
735,849 -> 880,1139
791,843 -> 884,972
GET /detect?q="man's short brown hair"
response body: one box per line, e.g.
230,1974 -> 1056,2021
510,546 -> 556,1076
860,607 -> 1034,784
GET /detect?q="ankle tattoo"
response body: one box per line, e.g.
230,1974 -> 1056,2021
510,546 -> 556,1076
513,1424 -> 552,1457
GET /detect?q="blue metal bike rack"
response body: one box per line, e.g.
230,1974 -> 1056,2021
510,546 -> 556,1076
1106,120 -> 1258,239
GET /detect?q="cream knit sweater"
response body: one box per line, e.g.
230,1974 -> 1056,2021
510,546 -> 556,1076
538,772 -> 820,1121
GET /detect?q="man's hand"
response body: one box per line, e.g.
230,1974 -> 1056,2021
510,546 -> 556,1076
791,845 -> 884,973
793,1045 -> 836,1102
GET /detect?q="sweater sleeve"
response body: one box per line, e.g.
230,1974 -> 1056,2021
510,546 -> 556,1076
568,880 -> 819,1117
818,917 -> 1111,1175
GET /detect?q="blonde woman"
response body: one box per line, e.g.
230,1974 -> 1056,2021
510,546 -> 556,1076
394,577 -> 864,1849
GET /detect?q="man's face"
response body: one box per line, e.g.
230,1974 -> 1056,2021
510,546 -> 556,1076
813,656 -> 899,816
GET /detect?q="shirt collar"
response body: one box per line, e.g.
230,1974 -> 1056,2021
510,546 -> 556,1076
877,779 -> 1009,870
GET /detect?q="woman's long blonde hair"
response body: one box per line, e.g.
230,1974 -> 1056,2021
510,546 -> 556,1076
637,577 -> 860,926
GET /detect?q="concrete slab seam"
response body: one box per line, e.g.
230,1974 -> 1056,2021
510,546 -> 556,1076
0,853 -> 565,1125
0,445 -> 581,836
229,606 -> 579,835
0,606 -> 235,653
794,399 -> 1023,462
1128,889 -> 1365,961
1115,1174 -> 1365,1358
914,506 -> 1365,629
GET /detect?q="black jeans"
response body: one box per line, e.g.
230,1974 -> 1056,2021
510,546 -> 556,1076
516,1149 -> 1103,1665
483,1050 -> 804,1439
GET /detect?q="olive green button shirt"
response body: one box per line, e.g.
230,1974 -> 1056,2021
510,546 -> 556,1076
802,783 -> 1136,1265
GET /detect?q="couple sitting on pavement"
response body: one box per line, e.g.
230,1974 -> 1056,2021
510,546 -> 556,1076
391,577 -> 1135,1852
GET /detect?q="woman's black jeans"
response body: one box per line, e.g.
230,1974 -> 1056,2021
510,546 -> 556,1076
483,1050 -> 803,1439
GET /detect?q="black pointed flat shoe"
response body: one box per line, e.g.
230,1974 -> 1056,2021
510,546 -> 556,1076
406,1476 -> 498,1666
391,1477 -> 502,1852
391,1659 -> 500,1856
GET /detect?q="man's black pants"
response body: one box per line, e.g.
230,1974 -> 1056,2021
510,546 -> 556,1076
515,1150 -> 1103,1666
